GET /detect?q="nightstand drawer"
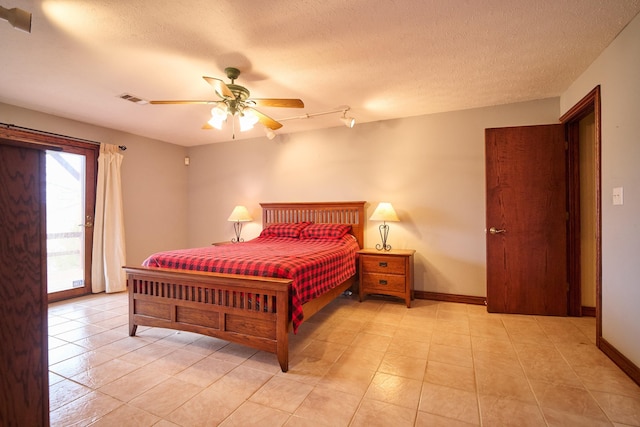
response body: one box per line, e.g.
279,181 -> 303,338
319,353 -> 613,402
358,248 -> 415,307
361,273 -> 406,293
360,256 -> 406,275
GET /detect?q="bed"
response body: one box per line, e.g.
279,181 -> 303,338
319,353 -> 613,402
124,201 -> 366,372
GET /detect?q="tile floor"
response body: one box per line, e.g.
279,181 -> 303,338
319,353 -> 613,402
48,292 -> 640,426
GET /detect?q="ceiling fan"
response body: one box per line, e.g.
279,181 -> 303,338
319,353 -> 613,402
150,67 -> 304,134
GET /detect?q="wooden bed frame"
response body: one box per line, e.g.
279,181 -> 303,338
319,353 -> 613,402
124,201 -> 366,372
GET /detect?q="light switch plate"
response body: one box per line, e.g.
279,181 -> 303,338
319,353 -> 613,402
613,187 -> 623,205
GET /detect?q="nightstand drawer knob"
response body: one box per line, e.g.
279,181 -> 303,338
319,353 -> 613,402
379,262 -> 388,268
379,279 -> 388,285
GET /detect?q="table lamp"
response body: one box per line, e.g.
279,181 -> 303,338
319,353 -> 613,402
227,205 -> 252,243
369,202 -> 399,251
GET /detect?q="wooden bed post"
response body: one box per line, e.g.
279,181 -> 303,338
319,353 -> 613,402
276,286 -> 289,372
128,275 -> 137,336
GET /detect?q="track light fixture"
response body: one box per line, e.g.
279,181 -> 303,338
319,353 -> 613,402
265,128 -> 276,140
278,106 -> 356,125
265,106 -> 356,139
0,5 -> 31,33
340,109 -> 356,128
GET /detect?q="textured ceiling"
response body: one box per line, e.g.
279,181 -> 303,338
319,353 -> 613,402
2,1 -> 639,146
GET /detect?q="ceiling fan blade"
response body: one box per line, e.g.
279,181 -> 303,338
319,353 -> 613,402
150,100 -> 217,105
249,107 -> 283,130
203,76 -> 235,99
251,98 -> 304,108
202,122 -> 214,129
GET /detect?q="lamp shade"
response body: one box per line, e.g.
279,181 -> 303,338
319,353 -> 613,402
227,205 -> 252,222
369,202 -> 399,222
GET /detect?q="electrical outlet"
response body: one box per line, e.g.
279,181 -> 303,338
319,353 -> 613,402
613,187 -> 623,205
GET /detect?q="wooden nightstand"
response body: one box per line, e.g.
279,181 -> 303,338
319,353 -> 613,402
358,248 -> 415,307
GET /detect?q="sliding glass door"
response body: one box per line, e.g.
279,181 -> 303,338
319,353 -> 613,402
46,144 -> 98,302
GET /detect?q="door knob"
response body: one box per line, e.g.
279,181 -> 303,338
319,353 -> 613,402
489,227 -> 506,234
78,215 -> 93,228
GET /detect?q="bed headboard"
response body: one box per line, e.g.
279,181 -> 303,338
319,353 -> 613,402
260,201 -> 366,248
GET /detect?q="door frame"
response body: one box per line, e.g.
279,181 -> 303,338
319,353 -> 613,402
560,86 -> 602,343
0,125 -> 99,303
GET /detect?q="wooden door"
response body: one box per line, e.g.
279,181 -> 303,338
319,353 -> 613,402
485,124 -> 567,315
0,140 -> 50,426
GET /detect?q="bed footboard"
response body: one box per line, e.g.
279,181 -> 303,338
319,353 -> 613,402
124,266 -> 292,372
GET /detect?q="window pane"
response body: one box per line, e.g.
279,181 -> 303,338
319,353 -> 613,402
46,151 -> 86,294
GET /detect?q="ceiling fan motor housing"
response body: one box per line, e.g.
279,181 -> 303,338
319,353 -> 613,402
228,84 -> 250,101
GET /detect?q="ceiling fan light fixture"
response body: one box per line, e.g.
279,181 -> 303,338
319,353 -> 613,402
208,105 -> 227,129
150,67 -> 304,137
211,105 -> 226,117
239,110 -> 259,132
207,116 -> 225,130
239,120 -> 253,132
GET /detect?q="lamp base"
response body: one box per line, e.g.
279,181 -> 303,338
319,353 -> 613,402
375,223 -> 392,251
231,222 -> 244,243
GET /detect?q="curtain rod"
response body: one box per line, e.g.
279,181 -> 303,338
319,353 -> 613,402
0,122 -> 127,150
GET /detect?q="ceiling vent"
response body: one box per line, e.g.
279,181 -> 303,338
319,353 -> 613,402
119,93 -> 148,105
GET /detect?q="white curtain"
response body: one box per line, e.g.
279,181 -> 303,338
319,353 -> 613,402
92,144 -> 127,293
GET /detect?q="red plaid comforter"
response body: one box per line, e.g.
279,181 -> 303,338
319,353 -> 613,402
142,235 -> 359,332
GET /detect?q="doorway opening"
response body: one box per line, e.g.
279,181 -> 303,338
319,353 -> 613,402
46,142 -> 98,303
561,86 -> 602,342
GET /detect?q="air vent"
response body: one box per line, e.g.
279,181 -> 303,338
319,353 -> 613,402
119,93 -> 148,105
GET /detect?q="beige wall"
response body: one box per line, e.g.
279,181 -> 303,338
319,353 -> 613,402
561,12 -> 640,368
0,103 -> 189,265
186,98 -> 560,298
118,132 -> 189,264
